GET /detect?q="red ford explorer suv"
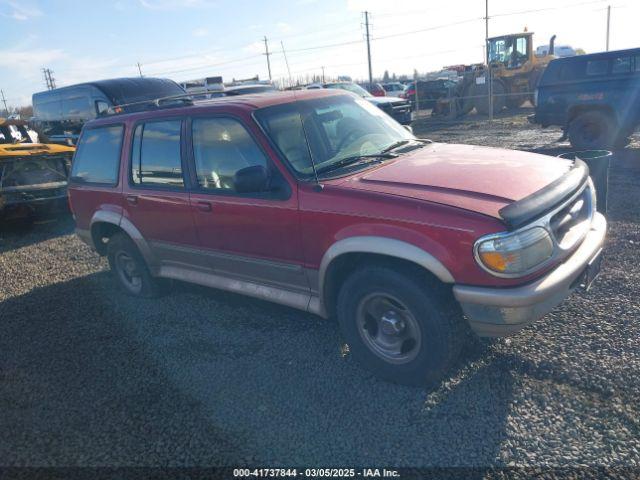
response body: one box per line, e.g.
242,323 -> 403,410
68,89 -> 606,386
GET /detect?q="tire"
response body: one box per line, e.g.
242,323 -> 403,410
568,111 -> 617,150
473,80 -> 506,116
505,95 -> 525,110
107,232 -> 161,297
336,265 -> 467,386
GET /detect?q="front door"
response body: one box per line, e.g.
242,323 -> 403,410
186,115 -> 307,292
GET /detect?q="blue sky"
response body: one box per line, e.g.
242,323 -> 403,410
1,0 -> 638,107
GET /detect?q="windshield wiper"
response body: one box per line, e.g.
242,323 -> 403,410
316,152 -> 397,175
380,140 -> 411,153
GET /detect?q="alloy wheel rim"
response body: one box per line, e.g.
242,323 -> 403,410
356,293 -> 422,365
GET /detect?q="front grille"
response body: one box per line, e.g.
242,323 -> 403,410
549,184 -> 594,250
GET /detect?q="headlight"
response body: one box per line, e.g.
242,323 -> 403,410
475,226 -> 554,276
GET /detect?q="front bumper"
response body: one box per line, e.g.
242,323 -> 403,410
453,212 -> 607,337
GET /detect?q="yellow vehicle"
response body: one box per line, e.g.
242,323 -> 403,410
437,32 -> 558,117
0,118 -> 75,221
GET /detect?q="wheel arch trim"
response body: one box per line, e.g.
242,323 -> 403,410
89,210 -> 157,267
316,236 -> 455,316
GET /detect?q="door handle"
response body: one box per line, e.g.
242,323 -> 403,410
196,201 -> 212,212
126,195 -> 138,205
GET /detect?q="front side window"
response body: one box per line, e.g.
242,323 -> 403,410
131,120 -> 184,188
71,125 -> 123,184
192,117 -> 269,192
256,94 -> 415,179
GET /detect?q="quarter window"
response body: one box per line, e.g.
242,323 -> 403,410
71,125 -> 123,185
191,117 -> 269,192
131,120 -> 184,188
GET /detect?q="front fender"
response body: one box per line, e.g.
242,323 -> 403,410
311,235 -> 455,317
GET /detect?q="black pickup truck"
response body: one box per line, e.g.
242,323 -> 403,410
531,48 -> 640,149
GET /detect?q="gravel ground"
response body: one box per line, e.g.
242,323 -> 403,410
1,110 -> 639,470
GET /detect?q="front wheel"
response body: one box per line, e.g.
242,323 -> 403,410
336,266 -> 467,386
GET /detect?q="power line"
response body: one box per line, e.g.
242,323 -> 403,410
490,0 -> 606,18
145,53 -> 264,77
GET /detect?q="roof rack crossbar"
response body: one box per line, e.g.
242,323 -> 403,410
105,93 -> 194,115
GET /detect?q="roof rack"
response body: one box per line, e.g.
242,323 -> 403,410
103,93 -> 194,116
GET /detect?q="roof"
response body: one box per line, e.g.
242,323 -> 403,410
86,89 -> 347,128
487,32 -> 534,41
550,47 -> 640,62
33,77 -> 186,105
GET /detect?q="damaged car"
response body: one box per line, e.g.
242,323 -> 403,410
0,118 -> 75,221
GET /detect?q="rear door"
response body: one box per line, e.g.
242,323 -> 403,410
122,118 -> 200,267
186,115 -> 307,292
68,124 -> 125,233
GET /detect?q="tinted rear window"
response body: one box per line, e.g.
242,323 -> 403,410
71,125 -> 123,184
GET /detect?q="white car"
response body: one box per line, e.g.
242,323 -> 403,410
536,45 -> 577,58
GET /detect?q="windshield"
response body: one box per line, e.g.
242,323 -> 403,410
255,94 -> 415,179
488,35 -> 529,68
325,83 -> 372,98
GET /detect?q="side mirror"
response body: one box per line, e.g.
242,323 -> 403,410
403,124 -> 413,134
234,165 -> 270,194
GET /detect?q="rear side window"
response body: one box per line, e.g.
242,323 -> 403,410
611,56 -> 632,74
35,99 -> 61,121
131,120 -> 184,188
63,96 -> 93,119
636,56 -> 640,72
71,125 -> 123,184
586,59 -> 608,76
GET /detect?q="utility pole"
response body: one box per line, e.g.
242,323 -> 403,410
137,62 -> 143,77
485,0 -> 493,121
364,11 -> 373,89
263,36 -> 272,81
605,5 -> 611,51
321,66 -> 325,83
0,89 -> 8,116
42,68 -> 56,90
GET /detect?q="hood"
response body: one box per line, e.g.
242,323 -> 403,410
0,143 -> 75,158
366,95 -> 407,105
340,143 -> 572,219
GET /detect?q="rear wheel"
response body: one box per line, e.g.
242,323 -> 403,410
568,111 -> 617,150
107,232 -> 161,297
336,265 -> 467,386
